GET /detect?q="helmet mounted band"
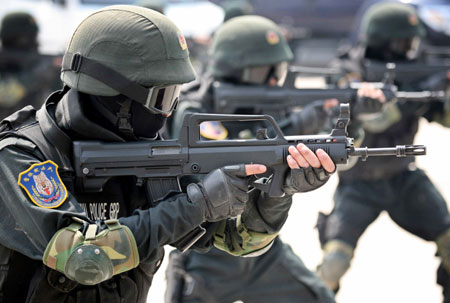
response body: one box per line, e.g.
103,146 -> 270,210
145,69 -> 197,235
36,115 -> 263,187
62,52 -> 180,115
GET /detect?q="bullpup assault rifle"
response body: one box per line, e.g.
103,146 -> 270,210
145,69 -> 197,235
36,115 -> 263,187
212,80 -> 446,117
73,104 -> 426,199
288,60 -> 450,87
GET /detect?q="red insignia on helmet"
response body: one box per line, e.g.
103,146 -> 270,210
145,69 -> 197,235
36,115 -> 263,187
178,32 -> 187,50
266,30 -> 280,45
409,14 -> 418,26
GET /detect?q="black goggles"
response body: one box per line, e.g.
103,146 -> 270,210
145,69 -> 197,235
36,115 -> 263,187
241,62 -> 288,86
145,84 -> 182,115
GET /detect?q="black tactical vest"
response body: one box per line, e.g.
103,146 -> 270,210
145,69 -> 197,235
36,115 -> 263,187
0,91 -> 159,303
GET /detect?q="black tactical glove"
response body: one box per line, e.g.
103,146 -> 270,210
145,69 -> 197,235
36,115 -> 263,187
288,100 -> 330,135
353,95 -> 384,116
187,164 -> 250,222
283,166 -> 331,195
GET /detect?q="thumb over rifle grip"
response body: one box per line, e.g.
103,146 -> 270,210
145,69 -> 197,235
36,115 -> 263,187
251,164 -> 287,197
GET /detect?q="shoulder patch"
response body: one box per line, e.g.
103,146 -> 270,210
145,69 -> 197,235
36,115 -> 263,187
200,121 -> 228,140
18,160 -> 68,208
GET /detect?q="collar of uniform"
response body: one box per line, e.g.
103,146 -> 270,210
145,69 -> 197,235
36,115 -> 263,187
54,88 -> 125,142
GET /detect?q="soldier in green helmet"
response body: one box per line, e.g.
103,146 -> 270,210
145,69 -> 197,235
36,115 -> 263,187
221,0 -> 253,22
0,11 -> 61,120
164,15 -> 338,303
0,5 -> 336,302
315,2 -> 450,300
135,0 -> 166,14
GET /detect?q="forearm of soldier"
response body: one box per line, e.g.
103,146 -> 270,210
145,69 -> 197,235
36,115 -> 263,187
119,193 -> 204,262
286,101 -> 328,135
211,192 -> 291,257
241,190 -> 293,233
360,102 -> 402,133
427,100 -> 450,127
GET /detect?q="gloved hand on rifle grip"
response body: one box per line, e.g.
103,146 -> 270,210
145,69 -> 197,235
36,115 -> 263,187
354,82 -> 387,115
187,164 -> 266,222
284,166 -> 331,195
283,143 -> 335,195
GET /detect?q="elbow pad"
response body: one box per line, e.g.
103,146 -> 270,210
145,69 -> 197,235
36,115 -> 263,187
43,217 -> 139,285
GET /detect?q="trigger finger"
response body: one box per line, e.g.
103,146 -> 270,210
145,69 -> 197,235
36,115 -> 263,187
224,164 -> 247,177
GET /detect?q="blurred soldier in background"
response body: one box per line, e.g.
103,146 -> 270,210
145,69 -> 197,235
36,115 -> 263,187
315,2 -> 450,301
165,15 -> 337,303
221,0 -> 253,22
187,0 -> 254,76
0,12 -> 61,119
136,0 -> 166,14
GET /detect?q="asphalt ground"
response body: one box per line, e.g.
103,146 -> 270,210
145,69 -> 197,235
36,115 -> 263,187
147,118 -> 450,303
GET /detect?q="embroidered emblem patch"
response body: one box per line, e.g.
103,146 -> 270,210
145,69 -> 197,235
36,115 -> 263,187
200,121 -> 228,140
266,30 -> 280,45
18,160 -> 68,208
178,32 -> 188,50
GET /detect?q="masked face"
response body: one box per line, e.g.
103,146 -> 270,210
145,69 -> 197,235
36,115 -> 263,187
130,101 -> 167,139
88,94 -> 167,140
388,36 -> 422,61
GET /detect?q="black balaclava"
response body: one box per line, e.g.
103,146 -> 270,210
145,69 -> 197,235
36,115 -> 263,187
56,89 -> 167,141
86,94 -> 168,140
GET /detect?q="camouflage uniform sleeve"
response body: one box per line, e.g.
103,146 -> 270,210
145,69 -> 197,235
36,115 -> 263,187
360,102 -> 402,133
423,99 -> 450,128
213,190 -> 292,257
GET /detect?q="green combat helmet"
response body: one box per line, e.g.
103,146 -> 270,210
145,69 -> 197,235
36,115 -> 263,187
360,2 -> 426,49
60,5 -> 196,115
0,12 -> 39,50
210,15 -> 293,85
135,0 -> 166,14
221,0 -> 253,22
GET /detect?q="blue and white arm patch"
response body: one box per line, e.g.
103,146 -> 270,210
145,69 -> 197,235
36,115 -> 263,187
18,160 -> 68,208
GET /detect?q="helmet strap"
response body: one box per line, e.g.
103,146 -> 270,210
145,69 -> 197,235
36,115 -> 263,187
62,52 -> 151,105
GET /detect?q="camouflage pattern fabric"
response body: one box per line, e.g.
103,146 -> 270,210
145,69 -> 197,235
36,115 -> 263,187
213,216 -> 278,257
43,218 -> 139,285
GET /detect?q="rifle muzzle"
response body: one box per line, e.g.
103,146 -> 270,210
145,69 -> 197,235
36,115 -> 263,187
350,144 -> 426,161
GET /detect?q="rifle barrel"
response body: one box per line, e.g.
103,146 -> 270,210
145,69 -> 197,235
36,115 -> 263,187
350,145 -> 426,160
396,91 -> 446,101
